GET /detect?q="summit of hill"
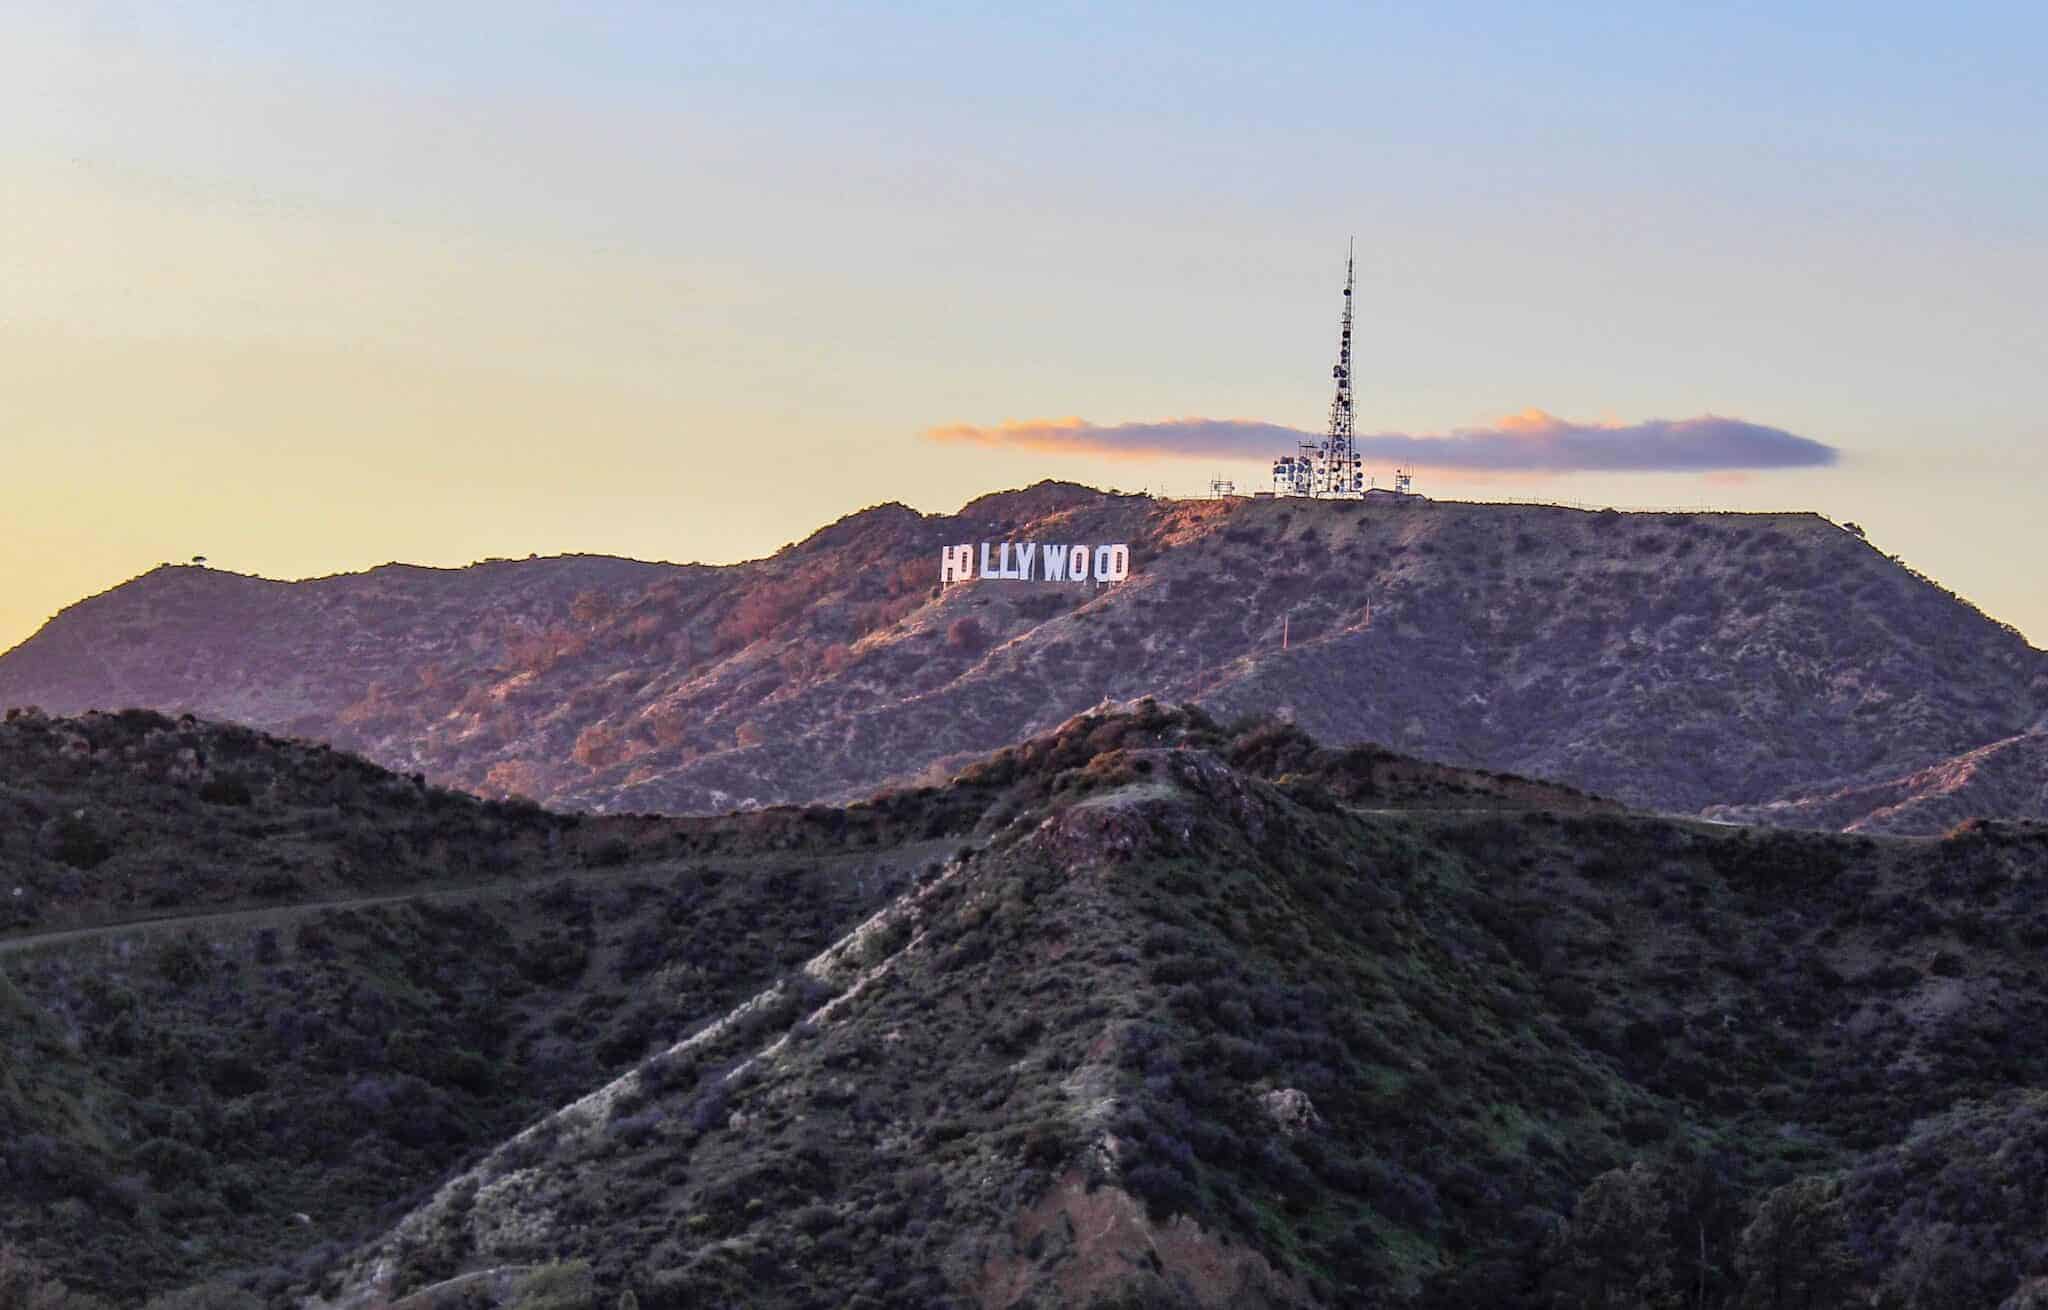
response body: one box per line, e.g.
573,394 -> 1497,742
0,484 -> 2041,834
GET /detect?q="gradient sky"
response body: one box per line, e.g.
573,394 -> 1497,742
5,2 -> 2044,651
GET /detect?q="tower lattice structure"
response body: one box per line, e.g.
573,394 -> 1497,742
1273,243 -> 1367,497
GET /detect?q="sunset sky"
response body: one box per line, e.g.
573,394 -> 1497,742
5,2 -> 2043,651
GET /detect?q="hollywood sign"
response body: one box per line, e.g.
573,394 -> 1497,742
940,543 -> 1131,585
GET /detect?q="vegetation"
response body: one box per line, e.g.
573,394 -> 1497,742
11,704 -> 2048,1306
0,716 -> 936,1305
2,487 -> 2039,835
0,707 -> 587,932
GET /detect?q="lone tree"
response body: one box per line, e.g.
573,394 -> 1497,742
1734,1175 -> 1858,1310
1547,1162 -> 1681,1309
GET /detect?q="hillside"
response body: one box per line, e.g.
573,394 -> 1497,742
1704,730 -> 2048,835
0,710 -> 968,1305
1,485 -> 2042,832
309,708 -> 2048,1310
0,706 -> 571,934
10,706 -> 2048,1307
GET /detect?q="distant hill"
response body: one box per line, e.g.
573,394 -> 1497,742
15,704 -> 2048,1306
2,483 -> 2042,832
1704,729 -> 2048,834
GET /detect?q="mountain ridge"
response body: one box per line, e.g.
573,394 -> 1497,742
2,484 -> 2041,834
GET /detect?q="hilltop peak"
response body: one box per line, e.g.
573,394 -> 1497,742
955,479 -> 1125,523
0,491 -> 2040,833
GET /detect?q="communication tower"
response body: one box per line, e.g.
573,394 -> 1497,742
1272,243 -> 1366,498
1209,476 -> 1237,498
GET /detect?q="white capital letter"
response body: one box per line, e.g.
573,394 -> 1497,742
940,545 -> 974,584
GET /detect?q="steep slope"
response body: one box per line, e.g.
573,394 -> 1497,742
1704,730 -> 2048,835
2,485 -> 2042,831
12,705 -> 2048,1307
0,713 -> 961,1305
294,705 -> 2048,1310
0,705 -> 1598,1307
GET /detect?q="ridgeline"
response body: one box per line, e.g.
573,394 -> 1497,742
2,486 -> 2041,834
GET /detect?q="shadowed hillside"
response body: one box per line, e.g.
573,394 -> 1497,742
1,485 -> 2041,832
0,704 -> 1589,1306
9,705 -> 2048,1307
0,715 -> 960,1305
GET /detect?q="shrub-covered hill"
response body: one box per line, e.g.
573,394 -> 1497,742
0,714 -> 976,1306
2,484 -> 2042,834
0,704 -> 1606,1306
273,703 -> 2048,1310
0,705 -> 1013,938
0,706 -> 581,933
0,852 -> 923,1307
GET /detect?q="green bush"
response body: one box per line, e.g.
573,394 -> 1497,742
139,1283 -> 263,1310
512,1260 -> 596,1310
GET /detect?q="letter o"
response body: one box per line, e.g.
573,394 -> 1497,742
1069,545 -> 1089,582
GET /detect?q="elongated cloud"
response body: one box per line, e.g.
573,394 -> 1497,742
924,409 -> 1837,473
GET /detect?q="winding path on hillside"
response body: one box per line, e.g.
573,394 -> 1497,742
0,839 -> 954,960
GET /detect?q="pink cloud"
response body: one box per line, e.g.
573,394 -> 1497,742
925,410 -> 1838,473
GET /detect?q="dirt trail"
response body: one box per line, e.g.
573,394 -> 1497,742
0,839 -> 953,960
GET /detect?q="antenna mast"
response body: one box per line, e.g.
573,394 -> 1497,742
1321,238 -> 1361,496
1272,242 -> 1366,497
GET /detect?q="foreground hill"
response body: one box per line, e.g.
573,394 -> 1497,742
10,706 -> 2048,1307
0,710 -> 970,1304
1,484 -> 2042,832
